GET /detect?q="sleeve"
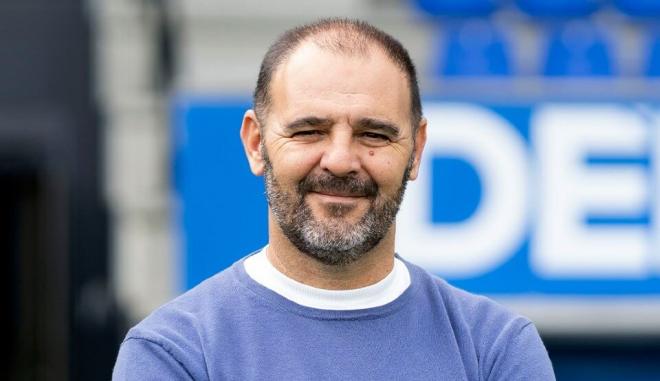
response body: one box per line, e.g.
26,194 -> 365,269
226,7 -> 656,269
485,322 -> 556,381
112,337 -> 196,381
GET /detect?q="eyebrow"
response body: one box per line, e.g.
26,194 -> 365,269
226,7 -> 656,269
284,117 -> 333,131
354,118 -> 400,137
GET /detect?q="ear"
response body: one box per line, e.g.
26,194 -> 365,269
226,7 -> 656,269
407,117 -> 427,181
240,109 -> 265,176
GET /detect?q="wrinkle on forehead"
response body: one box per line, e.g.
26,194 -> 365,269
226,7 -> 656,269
274,41 -> 409,94
268,42 -> 412,136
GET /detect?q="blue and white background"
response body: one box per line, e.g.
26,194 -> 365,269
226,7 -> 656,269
168,0 -> 660,378
174,100 -> 660,299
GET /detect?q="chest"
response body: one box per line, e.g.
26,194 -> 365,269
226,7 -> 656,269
203,311 -> 479,381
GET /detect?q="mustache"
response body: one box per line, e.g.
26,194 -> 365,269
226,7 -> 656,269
298,173 -> 378,198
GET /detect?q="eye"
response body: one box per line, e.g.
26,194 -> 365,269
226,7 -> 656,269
292,130 -> 323,138
361,132 -> 390,142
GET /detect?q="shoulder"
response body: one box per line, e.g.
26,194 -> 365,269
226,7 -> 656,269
113,259 -> 249,380
129,260 -> 243,337
405,260 -> 529,329
404,260 -> 555,380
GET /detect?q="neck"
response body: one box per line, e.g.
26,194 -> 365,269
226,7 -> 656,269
267,214 -> 396,290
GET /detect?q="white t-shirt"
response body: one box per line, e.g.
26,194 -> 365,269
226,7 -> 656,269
243,247 -> 411,310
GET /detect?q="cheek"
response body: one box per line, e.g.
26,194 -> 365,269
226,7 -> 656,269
275,150 -> 321,180
364,156 -> 404,188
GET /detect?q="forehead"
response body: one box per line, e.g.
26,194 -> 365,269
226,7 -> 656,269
267,42 -> 412,131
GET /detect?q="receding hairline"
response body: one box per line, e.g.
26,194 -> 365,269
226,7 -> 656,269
258,30 -> 403,115
270,40 -> 410,109
253,18 -> 422,130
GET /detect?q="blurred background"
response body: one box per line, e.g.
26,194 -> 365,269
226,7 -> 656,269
3,0 -> 660,379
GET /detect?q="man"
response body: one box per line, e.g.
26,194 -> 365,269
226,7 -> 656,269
113,18 -> 555,380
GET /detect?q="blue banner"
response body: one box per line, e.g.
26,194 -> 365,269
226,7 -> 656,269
174,98 -> 660,296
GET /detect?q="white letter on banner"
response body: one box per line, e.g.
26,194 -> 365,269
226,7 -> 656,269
531,104 -> 650,278
651,107 -> 660,272
397,103 -> 528,277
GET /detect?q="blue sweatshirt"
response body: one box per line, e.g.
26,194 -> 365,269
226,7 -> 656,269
113,257 -> 555,380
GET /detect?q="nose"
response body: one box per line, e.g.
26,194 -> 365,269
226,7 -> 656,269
319,130 -> 361,177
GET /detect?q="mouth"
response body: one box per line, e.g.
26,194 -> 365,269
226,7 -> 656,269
308,191 -> 366,202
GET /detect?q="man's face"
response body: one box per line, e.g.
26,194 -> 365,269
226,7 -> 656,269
258,43 -> 424,266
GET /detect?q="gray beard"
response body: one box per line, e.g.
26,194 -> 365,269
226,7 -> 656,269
263,151 -> 411,266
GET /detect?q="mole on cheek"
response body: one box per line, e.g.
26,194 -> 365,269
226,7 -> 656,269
369,150 -> 374,156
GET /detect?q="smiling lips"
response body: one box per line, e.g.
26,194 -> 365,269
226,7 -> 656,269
308,191 -> 366,203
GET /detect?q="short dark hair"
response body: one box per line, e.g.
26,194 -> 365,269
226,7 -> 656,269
253,18 -> 422,132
